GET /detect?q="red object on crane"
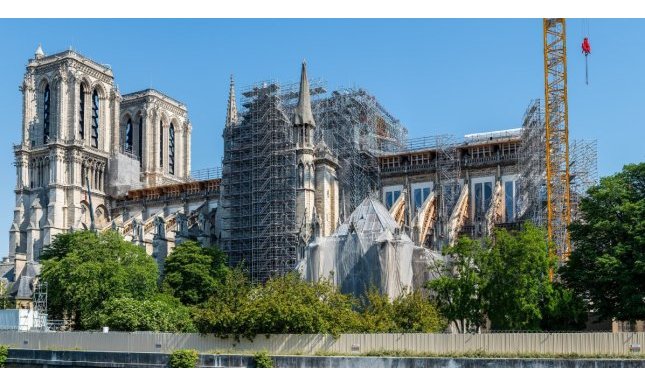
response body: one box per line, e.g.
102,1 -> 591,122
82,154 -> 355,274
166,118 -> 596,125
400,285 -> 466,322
582,37 -> 591,85
582,37 -> 591,55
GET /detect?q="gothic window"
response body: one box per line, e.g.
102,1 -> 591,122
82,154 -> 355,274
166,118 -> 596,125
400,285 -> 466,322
125,118 -> 133,153
91,89 -> 99,148
298,163 -> 304,188
474,181 -> 493,219
43,84 -> 50,144
159,120 -> 164,167
79,84 -> 85,139
138,116 -> 143,161
168,123 -> 175,175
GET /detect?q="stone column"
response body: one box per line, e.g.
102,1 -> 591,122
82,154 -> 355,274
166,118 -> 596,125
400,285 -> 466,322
184,121 -> 191,178
20,70 -> 35,145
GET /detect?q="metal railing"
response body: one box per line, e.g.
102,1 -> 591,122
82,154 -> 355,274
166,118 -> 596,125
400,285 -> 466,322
190,167 -> 222,181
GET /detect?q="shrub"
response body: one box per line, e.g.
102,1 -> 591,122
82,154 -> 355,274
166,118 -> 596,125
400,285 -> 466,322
0,345 -> 8,368
253,351 -> 274,368
169,349 -> 199,368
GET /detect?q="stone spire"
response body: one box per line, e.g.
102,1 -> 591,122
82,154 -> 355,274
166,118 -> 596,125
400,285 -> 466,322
225,74 -> 238,127
293,61 -> 316,128
34,43 -> 45,59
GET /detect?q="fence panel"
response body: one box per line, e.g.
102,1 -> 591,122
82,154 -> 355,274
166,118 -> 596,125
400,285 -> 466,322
0,331 -> 643,356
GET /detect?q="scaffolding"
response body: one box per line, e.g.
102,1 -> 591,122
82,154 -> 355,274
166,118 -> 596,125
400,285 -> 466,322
518,99 -> 547,227
221,82 -> 407,282
570,139 -> 598,221
221,80 -> 326,283
435,134 -> 461,249
314,89 -> 407,215
32,281 -> 47,331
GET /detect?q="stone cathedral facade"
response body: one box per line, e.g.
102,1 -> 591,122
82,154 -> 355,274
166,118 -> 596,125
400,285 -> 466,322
2,47 -> 199,304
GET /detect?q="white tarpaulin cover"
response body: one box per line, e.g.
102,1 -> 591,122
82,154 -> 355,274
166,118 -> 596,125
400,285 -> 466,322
298,196 -> 442,299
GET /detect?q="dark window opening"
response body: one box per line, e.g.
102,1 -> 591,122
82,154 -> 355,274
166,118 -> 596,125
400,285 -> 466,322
138,116 -> 143,161
91,89 -> 99,148
79,84 -> 85,139
43,84 -> 50,143
168,123 -> 175,175
159,120 -> 163,167
125,119 -> 133,153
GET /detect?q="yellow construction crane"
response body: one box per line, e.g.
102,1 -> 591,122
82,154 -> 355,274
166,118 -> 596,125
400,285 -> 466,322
542,18 -> 571,266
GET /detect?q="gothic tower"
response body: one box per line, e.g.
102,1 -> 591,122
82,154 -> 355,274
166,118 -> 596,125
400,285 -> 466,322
294,62 -> 316,246
11,46 -> 121,260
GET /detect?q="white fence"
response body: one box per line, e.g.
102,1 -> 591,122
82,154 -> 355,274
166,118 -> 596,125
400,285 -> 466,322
0,331 -> 643,356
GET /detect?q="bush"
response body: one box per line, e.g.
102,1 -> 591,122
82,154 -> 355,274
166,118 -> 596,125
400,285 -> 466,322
0,345 -> 8,368
86,295 -> 197,332
169,349 -> 199,368
253,351 -> 274,368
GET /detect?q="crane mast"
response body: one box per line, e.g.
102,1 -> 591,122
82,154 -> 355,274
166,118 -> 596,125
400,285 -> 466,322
543,18 -> 572,264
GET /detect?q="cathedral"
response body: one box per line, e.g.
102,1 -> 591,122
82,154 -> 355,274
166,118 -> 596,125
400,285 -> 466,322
2,44 -> 545,305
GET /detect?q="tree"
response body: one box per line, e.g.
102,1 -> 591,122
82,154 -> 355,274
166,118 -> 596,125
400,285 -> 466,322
426,237 -> 487,333
0,281 -> 10,309
236,273 -> 362,337
40,231 -> 159,328
358,289 -> 398,333
161,241 -> 230,305
391,291 -> 446,333
483,223 -> 554,330
539,282 -> 587,331
562,163 -> 645,324
191,266 -> 252,335
87,294 -> 196,332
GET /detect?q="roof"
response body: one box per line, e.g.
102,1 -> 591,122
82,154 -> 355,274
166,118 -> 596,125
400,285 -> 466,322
334,196 -> 408,241
121,89 -> 187,110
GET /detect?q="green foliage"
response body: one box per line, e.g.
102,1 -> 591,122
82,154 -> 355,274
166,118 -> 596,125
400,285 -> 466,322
161,241 -> 230,305
0,345 -> 8,368
234,272 -> 362,337
253,350 -> 274,368
359,289 -> 445,333
194,272 -> 445,336
40,231 -> 159,328
86,294 -> 196,332
169,349 -> 199,368
562,163 -> 645,322
358,289 -> 398,332
540,282 -> 587,331
427,223 -> 584,332
0,281 -> 11,309
483,223 -> 553,330
426,237 -> 487,332
391,291 -> 446,332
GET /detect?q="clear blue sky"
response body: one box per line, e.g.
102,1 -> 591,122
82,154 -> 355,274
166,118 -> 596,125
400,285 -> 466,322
0,19 -> 643,255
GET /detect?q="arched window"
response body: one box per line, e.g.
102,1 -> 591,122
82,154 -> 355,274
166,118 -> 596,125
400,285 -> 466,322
125,118 -> 133,152
159,120 -> 164,167
138,116 -> 143,160
79,84 -> 85,139
168,123 -> 175,175
91,89 -> 99,148
43,84 -> 50,144
298,163 -> 304,188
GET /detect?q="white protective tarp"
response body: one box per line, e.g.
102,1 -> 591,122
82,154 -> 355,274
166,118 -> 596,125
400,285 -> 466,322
298,197 -> 442,299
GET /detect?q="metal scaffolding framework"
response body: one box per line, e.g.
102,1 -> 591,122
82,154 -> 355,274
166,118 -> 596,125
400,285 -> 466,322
518,99 -> 547,227
221,80 -> 406,282
314,88 -> 407,215
569,138 -> 598,221
221,81 -> 310,282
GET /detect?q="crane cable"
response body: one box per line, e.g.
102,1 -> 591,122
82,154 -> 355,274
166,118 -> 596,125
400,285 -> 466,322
581,19 -> 591,85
